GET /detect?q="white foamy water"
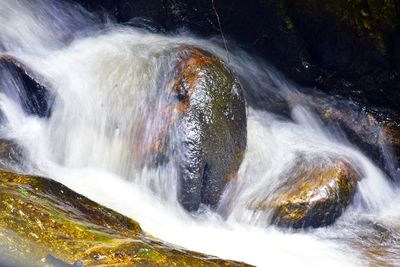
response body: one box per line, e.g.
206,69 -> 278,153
0,0 -> 399,266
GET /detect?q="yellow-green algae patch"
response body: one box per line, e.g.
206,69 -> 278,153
0,171 -> 250,266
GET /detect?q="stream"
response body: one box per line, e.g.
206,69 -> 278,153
1,0 -> 400,266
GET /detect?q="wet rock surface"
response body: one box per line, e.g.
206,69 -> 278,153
130,46 -> 247,212
0,170 -> 250,267
288,90 -> 400,182
0,55 -> 53,118
252,159 -> 360,228
353,221 -> 400,266
0,139 -> 28,172
171,47 -> 247,211
283,0 -> 400,111
329,219 -> 400,267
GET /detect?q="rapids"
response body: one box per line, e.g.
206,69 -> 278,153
0,0 -> 399,266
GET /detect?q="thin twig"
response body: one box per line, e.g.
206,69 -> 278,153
395,0 -> 400,22
211,0 -> 230,63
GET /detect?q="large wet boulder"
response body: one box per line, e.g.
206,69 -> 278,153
0,170 -> 249,266
0,55 -> 53,118
252,159 -> 360,228
171,47 -> 247,212
130,47 -> 247,212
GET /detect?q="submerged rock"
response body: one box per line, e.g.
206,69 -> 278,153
289,91 -> 400,181
0,170 -> 249,266
0,55 -> 53,118
253,159 -> 360,228
0,139 -> 27,171
352,221 -> 400,266
171,47 -> 247,211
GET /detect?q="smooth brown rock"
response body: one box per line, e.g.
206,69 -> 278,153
252,159 -> 360,228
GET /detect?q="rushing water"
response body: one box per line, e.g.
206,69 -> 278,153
1,0 -> 400,266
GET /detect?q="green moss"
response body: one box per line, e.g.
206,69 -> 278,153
0,170 -> 249,266
18,185 -> 29,197
136,248 -> 163,260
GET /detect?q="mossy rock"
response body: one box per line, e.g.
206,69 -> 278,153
0,170 -> 249,266
171,47 -> 247,211
253,159 -> 360,228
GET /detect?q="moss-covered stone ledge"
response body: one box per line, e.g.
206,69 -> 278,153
0,170 -> 250,266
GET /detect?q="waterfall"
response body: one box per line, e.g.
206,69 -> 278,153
0,0 -> 399,266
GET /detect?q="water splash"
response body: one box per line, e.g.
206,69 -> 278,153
0,0 -> 399,266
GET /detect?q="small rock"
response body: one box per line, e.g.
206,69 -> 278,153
253,159 -> 360,228
274,160 -> 360,228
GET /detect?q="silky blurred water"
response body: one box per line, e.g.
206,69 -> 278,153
0,0 -> 399,266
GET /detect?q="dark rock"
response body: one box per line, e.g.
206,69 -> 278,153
284,0 -> 400,111
289,90 -> 400,181
0,55 -> 54,118
127,46 -> 247,212
126,46 -> 246,212
172,47 -> 247,211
